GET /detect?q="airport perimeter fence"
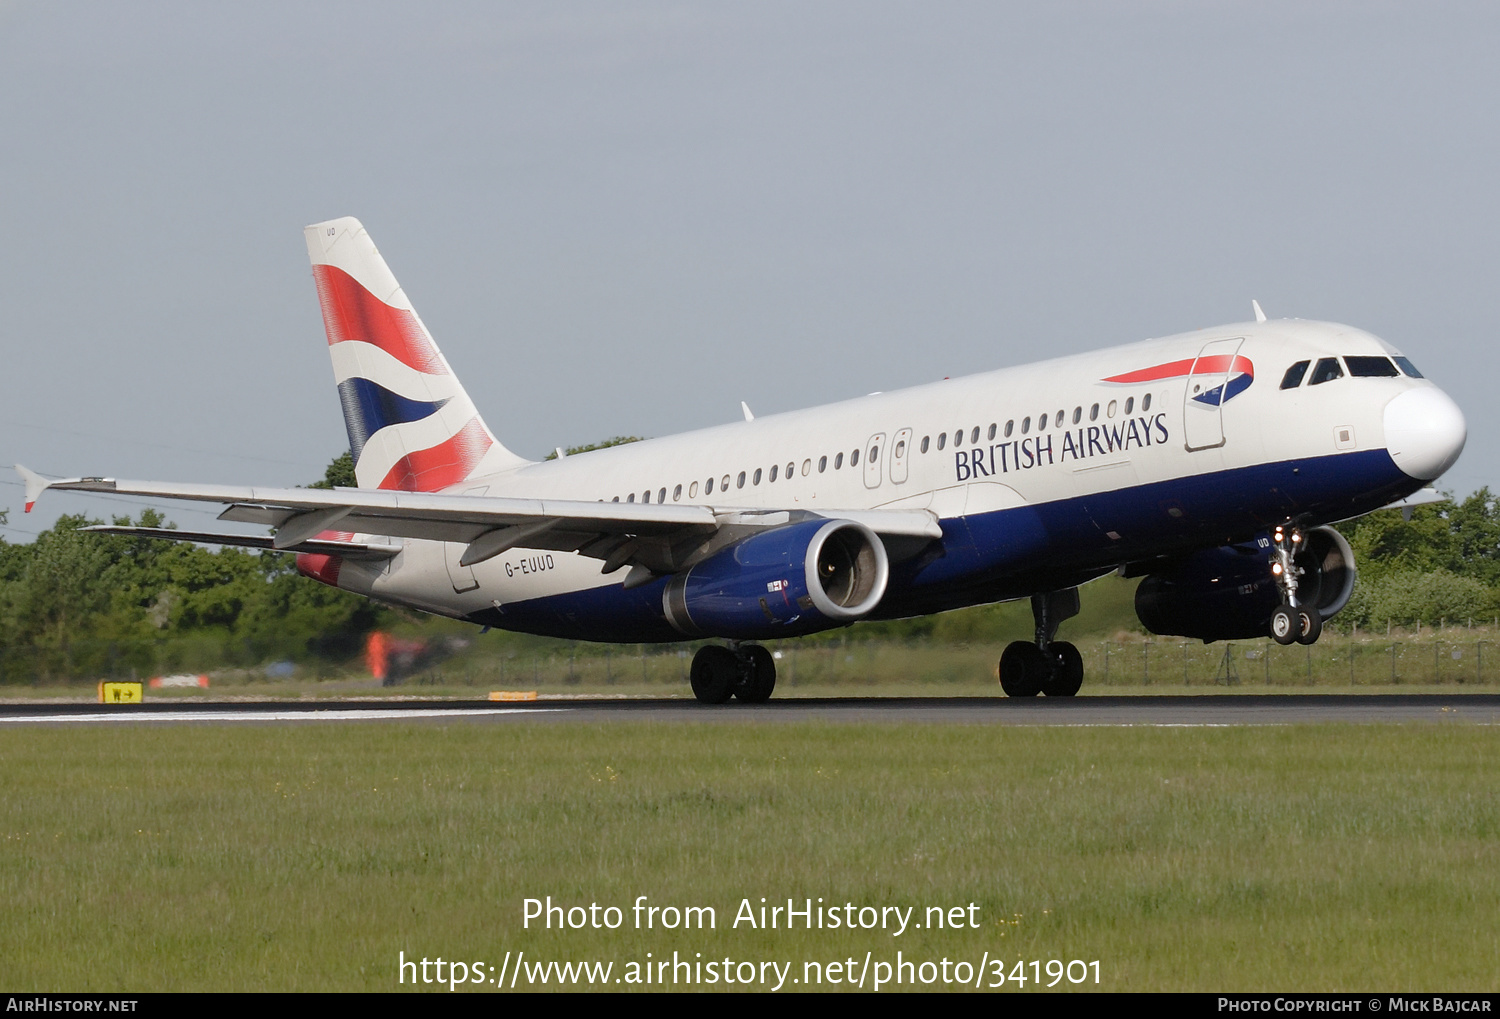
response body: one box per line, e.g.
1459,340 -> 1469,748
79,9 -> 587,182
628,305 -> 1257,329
1086,636 -> 1495,688
373,633 -> 1500,691
4,630 -> 1499,690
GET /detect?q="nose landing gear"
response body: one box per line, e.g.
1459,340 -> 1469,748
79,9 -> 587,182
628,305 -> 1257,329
999,588 -> 1084,697
1269,524 -> 1322,646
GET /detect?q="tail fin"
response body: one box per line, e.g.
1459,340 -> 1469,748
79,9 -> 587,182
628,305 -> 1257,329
303,217 -> 529,490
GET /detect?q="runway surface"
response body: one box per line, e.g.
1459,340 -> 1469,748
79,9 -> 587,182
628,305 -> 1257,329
3,693 -> 1500,726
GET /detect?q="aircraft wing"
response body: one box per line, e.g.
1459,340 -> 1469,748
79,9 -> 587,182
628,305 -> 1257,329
1328,486 -> 1447,525
17,467 -> 942,575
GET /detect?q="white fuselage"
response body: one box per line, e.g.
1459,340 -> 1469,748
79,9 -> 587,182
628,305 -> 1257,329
334,318 -> 1462,640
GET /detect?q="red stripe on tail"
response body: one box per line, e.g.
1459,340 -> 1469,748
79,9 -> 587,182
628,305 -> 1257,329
378,417 -> 493,492
311,264 -> 449,376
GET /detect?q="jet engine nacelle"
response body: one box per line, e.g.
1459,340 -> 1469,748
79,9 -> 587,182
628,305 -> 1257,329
663,518 -> 889,639
1134,526 -> 1356,642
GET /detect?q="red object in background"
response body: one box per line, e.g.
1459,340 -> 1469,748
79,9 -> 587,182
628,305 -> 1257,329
366,631 -> 390,681
147,674 -> 210,689
366,631 -> 429,684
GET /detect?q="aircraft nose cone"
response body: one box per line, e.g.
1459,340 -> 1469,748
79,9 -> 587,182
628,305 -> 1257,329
1383,387 -> 1466,480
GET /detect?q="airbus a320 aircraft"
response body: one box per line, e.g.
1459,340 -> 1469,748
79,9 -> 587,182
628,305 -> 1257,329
17,217 -> 1467,702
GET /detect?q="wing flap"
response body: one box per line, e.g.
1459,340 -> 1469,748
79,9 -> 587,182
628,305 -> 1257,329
82,526 -> 403,561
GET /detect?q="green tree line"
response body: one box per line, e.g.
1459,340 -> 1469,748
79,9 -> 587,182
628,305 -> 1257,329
1334,490 -> 1500,630
0,453 -> 382,681
1,448 -> 1495,681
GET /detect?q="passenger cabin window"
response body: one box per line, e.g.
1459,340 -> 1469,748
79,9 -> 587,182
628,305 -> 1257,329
1004,420 -> 1014,437
970,426 -> 980,444
1072,407 -> 1082,425
737,471 -> 746,489
1124,397 -> 1134,414
1089,403 -> 1099,421
819,455 -> 828,472
673,484 -> 682,501
753,468 -> 762,486
1280,360 -> 1310,389
790,461 -> 798,477
1021,416 -> 1031,434
658,487 -> 666,503
1345,356 -> 1399,378
953,429 -> 963,447
769,464 -> 778,483
627,493 -> 635,503
1142,393 -> 1152,411
835,453 -> 844,469
706,477 -> 715,494
936,434 -> 946,450
987,423 -> 997,440
920,436 -> 929,453
1394,356 -> 1424,379
850,449 -> 860,467
1309,357 -> 1344,385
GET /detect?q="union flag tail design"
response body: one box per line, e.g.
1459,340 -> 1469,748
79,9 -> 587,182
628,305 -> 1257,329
304,217 -> 528,490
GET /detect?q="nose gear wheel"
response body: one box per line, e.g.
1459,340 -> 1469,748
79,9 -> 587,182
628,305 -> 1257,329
1268,523 -> 1323,645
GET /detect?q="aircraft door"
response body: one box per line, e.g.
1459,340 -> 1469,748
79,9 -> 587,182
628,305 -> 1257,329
1183,337 -> 1244,451
863,432 -> 886,489
444,486 -> 486,592
889,427 -> 913,484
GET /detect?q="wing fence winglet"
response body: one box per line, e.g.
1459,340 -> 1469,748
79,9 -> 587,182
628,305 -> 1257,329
14,465 -> 53,513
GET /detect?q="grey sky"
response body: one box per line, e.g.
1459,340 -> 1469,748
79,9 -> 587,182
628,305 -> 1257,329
2,2 -> 1496,538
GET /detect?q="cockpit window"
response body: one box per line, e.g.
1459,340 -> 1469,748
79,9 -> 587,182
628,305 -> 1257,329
1393,356 -> 1424,379
1280,360 -> 1310,389
1345,355 -> 1399,378
1309,357 -> 1344,385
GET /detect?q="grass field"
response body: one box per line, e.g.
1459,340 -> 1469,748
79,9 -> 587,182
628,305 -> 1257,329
3,721 -> 1497,992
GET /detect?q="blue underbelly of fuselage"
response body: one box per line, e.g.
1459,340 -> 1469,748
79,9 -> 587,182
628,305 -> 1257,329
469,448 -> 1417,643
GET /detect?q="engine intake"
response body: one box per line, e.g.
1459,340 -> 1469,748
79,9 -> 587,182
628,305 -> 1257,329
663,519 -> 889,639
1134,526 -> 1356,642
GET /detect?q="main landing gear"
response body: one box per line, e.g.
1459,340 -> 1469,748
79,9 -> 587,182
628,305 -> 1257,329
689,643 -> 776,704
999,588 -> 1084,697
1268,523 -> 1322,646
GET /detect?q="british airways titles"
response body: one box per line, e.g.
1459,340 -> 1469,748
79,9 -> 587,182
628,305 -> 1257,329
953,413 -> 1170,481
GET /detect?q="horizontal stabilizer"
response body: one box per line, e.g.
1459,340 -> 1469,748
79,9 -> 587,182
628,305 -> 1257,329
83,526 -> 403,561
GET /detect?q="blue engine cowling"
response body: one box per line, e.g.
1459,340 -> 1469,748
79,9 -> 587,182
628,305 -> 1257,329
662,518 -> 890,639
1134,526 -> 1357,642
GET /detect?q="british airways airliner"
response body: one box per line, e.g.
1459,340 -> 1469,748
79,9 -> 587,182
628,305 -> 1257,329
16,217 -> 1467,702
